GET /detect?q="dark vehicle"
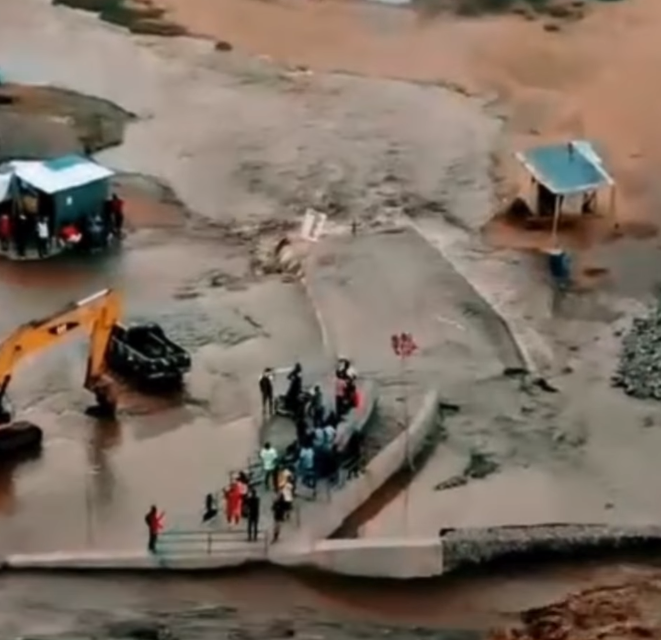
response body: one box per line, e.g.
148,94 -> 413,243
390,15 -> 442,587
0,421 -> 43,457
106,322 -> 191,388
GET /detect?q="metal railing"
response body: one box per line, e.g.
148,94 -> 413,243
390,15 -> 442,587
242,449 -> 365,497
158,527 -> 269,557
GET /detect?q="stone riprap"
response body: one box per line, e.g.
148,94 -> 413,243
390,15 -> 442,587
442,524 -> 661,573
613,302 -> 661,400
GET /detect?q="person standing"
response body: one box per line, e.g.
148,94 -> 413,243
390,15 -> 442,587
110,193 -> 125,238
14,211 -> 27,257
271,493 -> 287,543
285,363 -> 303,415
223,477 -> 243,526
259,441 -> 278,490
245,487 -> 260,542
309,385 -> 324,428
144,505 -> 165,554
202,493 -> 218,523
276,466 -> 293,495
281,477 -> 294,521
0,212 -> 11,252
298,442 -> 315,488
259,368 -> 274,417
36,216 -> 49,258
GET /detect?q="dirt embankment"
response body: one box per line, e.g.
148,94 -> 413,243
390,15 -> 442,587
53,0 -> 187,36
493,577 -> 661,640
0,83 -> 133,161
0,83 -> 191,230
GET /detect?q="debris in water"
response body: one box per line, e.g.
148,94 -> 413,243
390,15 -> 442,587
434,449 -> 499,491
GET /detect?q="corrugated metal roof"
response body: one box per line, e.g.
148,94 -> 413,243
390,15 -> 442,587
516,140 -> 614,196
9,155 -> 114,195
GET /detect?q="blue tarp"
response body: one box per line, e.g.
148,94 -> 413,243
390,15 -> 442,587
517,141 -> 614,196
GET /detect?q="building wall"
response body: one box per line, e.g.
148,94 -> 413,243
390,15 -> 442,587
52,178 -> 109,228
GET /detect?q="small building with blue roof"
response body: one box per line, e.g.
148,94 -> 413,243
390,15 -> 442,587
515,140 -> 616,240
9,154 -> 114,230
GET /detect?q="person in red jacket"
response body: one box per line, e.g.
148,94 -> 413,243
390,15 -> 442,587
60,223 -> 82,248
224,478 -> 243,525
144,505 -> 165,553
0,212 -> 11,251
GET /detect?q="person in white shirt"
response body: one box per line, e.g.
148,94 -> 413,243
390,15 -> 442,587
259,441 -> 278,490
36,216 -> 50,258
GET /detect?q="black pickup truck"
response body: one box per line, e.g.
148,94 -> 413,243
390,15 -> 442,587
106,322 -> 191,388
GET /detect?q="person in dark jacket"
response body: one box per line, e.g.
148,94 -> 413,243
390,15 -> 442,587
259,367 -> 274,417
245,487 -> 260,542
202,493 -> 218,523
14,212 -> 28,257
109,193 -> 124,238
271,493 -> 287,543
285,363 -> 303,415
308,385 -> 324,428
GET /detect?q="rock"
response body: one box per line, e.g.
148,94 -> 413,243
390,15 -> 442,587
130,19 -> 187,37
214,40 -> 233,52
614,299 -> 661,402
107,621 -> 175,640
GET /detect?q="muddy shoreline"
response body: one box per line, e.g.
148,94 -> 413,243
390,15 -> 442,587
53,0 -> 188,36
0,83 -> 133,160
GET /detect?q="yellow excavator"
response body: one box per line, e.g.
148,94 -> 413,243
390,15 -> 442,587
0,289 -> 191,456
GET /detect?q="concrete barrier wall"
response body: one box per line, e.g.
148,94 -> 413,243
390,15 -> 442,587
6,524 -> 661,576
277,388 -> 441,548
2,547 -> 267,571
285,537 -> 443,578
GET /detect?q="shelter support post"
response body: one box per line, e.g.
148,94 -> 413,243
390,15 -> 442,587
609,185 -> 617,227
551,194 -> 561,247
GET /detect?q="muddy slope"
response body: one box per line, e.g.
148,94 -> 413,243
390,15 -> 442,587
0,83 -> 133,160
53,0 -> 187,35
494,576 -> 661,640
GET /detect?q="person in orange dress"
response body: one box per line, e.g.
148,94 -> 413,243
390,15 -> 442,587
224,478 -> 243,525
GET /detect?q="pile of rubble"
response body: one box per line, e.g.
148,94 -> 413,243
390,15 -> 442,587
441,524 -> 661,574
491,578 -> 661,640
612,300 -> 661,400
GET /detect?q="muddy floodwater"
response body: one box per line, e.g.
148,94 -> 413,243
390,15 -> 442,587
0,0 -> 507,554
3,558 -> 661,639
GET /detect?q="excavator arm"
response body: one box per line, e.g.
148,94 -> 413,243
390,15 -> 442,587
0,289 -> 122,405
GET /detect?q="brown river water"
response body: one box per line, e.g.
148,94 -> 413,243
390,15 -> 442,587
2,559 -> 660,639
1,0 -> 661,637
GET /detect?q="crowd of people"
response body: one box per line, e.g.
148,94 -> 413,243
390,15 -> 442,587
144,360 -> 365,553
0,193 -> 124,258
256,360 -> 365,535
201,471 -> 263,541
198,460 -> 295,544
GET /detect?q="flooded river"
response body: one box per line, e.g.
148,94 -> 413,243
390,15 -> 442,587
3,558 -> 661,638
1,1 -> 660,638
0,0 -> 322,554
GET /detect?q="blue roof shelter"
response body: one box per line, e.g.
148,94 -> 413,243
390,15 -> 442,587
515,140 -> 616,241
10,154 -> 114,230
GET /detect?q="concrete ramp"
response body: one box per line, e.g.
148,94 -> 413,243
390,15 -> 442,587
305,230 -> 512,393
